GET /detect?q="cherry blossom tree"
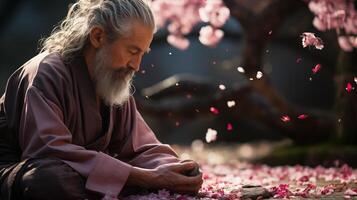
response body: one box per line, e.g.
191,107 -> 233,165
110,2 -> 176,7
150,0 -> 356,52
144,0 -> 357,144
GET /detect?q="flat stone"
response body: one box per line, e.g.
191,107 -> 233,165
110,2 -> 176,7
241,185 -> 272,200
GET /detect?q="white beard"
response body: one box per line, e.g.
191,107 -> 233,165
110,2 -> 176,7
93,47 -> 135,107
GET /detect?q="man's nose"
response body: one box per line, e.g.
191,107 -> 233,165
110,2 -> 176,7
128,56 -> 142,72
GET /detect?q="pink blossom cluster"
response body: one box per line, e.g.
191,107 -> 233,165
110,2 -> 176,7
307,0 -> 357,51
149,0 -> 230,50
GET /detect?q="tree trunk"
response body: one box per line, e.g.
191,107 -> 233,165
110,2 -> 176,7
335,50 -> 357,144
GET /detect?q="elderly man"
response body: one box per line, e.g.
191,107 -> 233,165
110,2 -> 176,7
0,0 -> 203,199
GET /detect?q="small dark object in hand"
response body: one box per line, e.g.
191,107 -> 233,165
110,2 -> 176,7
183,166 -> 200,176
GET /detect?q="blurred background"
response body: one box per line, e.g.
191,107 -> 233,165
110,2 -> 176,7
1,0 -> 356,167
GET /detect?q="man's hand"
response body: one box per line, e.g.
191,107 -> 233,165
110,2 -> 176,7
150,161 -> 203,195
127,161 -> 203,195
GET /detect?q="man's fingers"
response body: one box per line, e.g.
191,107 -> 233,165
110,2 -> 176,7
173,171 -> 203,186
167,161 -> 197,173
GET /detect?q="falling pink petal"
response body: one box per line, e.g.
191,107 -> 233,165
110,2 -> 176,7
226,123 -> 233,131
205,128 -> 217,143
218,84 -> 226,90
296,57 -> 302,64
281,115 -> 291,122
301,32 -> 324,50
298,114 -> 308,120
354,77 -> 357,84
237,67 -> 245,73
268,30 -> 273,35
346,83 -> 353,92
210,107 -> 219,115
227,100 -> 236,108
256,71 -> 263,79
312,64 -> 322,74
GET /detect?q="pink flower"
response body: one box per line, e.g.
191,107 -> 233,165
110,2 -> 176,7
338,36 -> 355,52
199,0 -> 230,27
167,35 -> 190,50
312,64 -> 322,74
301,32 -> 324,50
205,128 -> 217,143
199,25 -> 224,47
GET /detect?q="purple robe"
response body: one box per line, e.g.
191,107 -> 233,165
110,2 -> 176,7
0,52 -> 180,197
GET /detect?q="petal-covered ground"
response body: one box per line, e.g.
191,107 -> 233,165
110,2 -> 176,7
123,142 -> 357,200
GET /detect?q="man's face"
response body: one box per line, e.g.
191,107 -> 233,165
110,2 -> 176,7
93,21 -> 153,106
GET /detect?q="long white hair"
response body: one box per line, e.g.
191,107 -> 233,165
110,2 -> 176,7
40,0 -> 155,62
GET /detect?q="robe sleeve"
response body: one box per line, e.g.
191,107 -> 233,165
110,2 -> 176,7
19,85 -> 132,197
110,97 -> 181,169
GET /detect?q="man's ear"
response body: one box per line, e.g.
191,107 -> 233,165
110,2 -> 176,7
89,26 -> 106,48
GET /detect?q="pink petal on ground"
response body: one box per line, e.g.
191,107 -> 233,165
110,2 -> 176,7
298,114 -> 309,120
210,107 -> 220,115
346,83 -> 353,92
205,128 -> 218,143
320,185 -> 334,195
301,32 -> 324,50
226,123 -> 233,131
281,115 -> 291,122
312,64 -> 322,74
271,184 -> 292,198
345,189 -> 357,196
